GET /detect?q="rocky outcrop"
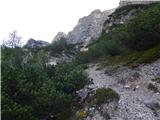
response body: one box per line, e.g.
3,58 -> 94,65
53,9 -> 115,46
103,3 -> 152,33
53,1 -> 159,46
66,9 -> 115,45
52,32 -> 66,43
25,39 -> 49,48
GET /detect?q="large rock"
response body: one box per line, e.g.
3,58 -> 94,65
25,39 -> 49,48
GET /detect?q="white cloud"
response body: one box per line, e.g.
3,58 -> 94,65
0,0 -> 119,44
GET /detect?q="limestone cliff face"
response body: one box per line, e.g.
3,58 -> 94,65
66,9 -> 115,45
53,9 -> 115,46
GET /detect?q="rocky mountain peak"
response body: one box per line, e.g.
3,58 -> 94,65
52,32 -> 66,43
65,9 -> 115,45
91,9 -> 101,14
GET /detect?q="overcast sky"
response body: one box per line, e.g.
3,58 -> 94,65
0,0 -> 120,44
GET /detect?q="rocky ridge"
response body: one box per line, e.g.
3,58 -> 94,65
53,0 -> 160,47
53,9 -> 115,46
25,38 -> 49,48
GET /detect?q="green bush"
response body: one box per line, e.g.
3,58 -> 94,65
148,83 -> 158,92
75,3 -> 160,64
1,47 -> 89,120
152,77 -> 160,83
125,4 -> 160,50
95,88 -> 120,105
43,37 -> 75,56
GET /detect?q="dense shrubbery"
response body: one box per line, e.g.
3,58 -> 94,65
76,3 -> 160,64
125,4 -> 160,50
1,47 -> 89,120
2,3 -> 160,120
43,38 -> 75,56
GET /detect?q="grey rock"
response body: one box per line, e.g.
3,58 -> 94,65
123,85 -> 131,89
52,32 -> 66,43
25,38 -> 49,48
76,89 -> 89,102
144,100 -> 160,110
66,9 -> 115,45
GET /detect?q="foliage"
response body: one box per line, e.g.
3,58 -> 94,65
108,44 -> 160,67
1,47 -> 89,120
95,88 -> 120,105
148,83 -> 158,93
94,88 -> 119,105
152,77 -> 160,83
112,3 -> 154,19
43,37 -> 75,56
76,3 -> 160,64
76,110 -> 87,120
124,4 -> 160,50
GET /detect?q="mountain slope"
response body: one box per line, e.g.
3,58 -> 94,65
2,1 -> 160,120
86,59 -> 160,120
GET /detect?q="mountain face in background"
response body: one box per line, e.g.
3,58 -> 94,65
66,9 -> 115,45
25,38 -> 49,48
53,0 -> 160,47
53,9 -> 115,46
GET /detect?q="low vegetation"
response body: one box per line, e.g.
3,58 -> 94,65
1,47 -> 89,120
87,88 -> 120,106
76,3 -> 160,65
95,88 -> 120,105
107,44 -> 160,67
2,3 -> 160,120
41,38 -> 76,56
148,83 -> 158,93
151,77 -> 160,83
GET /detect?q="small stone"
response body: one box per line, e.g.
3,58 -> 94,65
136,85 -> 139,89
123,85 -> 131,89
